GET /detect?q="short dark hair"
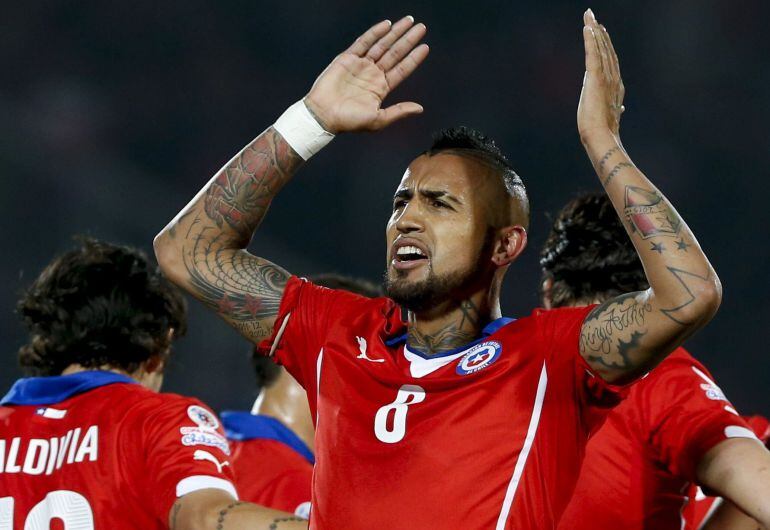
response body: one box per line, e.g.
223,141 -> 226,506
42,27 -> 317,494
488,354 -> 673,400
426,126 -> 529,227
17,237 -> 187,376
251,274 -> 382,389
540,192 -> 648,308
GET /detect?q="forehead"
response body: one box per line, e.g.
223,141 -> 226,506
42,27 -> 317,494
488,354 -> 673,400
395,152 -> 498,196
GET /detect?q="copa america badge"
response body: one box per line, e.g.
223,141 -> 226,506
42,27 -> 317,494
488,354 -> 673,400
456,341 -> 502,375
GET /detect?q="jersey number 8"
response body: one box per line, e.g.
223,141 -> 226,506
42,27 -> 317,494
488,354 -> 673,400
374,384 -> 426,443
1,491 -> 94,530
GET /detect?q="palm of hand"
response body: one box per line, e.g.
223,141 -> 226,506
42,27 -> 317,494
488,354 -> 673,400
304,17 -> 429,134
311,54 -> 392,132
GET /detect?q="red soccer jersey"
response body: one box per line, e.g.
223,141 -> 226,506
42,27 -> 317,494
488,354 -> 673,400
681,415 -> 770,530
258,276 -> 625,529
558,349 -> 756,530
0,371 -> 237,529
222,411 -> 312,517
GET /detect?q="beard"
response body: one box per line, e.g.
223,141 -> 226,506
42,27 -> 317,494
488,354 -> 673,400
384,230 -> 496,313
384,255 -> 489,313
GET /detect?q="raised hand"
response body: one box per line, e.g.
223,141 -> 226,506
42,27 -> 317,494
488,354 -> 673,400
304,17 -> 429,133
577,9 -> 624,141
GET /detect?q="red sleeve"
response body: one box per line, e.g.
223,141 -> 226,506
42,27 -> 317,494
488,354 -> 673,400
129,396 -> 237,522
538,306 -> 629,433
637,355 -> 756,480
257,275 -> 374,393
267,470 -> 312,515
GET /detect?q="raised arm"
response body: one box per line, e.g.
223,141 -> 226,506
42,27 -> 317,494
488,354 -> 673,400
154,17 -> 429,342
577,10 -> 721,383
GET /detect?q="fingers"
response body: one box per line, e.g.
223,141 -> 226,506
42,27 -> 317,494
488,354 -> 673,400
345,20 -> 393,56
377,22 -> 427,72
596,25 -> 613,82
366,16 -> 415,62
373,102 -> 424,130
600,26 -> 623,86
385,43 -> 430,90
582,25 -> 601,73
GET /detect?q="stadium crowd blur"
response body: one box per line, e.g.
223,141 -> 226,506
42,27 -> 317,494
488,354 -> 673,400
1,0 -> 769,414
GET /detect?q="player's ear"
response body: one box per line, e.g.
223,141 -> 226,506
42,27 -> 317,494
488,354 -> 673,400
491,225 -> 527,267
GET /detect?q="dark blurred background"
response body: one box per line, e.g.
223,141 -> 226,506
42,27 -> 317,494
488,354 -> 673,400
2,0 -> 768,414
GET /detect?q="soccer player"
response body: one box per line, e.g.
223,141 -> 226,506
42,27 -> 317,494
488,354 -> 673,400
0,239 -> 306,529
155,12 -> 724,528
545,194 -> 770,529
222,274 -> 380,517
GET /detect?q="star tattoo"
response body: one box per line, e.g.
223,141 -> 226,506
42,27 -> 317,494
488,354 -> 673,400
650,241 -> 665,254
217,294 -> 236,313
676,239 -> 691,252
243,294 -> 262,316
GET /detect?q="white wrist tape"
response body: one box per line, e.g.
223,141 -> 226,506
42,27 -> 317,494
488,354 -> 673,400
273,100 -> 334,160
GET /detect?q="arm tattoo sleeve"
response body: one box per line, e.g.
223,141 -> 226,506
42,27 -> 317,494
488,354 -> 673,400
169,127 -> 302,340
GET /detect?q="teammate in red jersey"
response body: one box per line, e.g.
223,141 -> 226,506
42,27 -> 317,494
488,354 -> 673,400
223,275 -> 380,517
0,239 -> 306,530
156,12 -> 723,528
544,194 -> 770,530
683,416 -> 770,529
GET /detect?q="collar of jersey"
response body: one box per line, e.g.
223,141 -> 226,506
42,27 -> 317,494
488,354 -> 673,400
220,411 -> 315,465
389,316 -> 516,359
0,370 -> 137,406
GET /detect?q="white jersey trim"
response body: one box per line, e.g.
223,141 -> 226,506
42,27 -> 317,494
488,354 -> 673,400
176,475 -> 238,499
316,348 -> 324,426
269,312 -> 292,357
495,361 -> 548,530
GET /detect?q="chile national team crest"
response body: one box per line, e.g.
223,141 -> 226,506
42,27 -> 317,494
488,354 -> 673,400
456,341 -> 502,375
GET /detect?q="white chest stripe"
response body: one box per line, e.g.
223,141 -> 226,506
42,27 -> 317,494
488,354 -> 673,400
496,361 -> 548,530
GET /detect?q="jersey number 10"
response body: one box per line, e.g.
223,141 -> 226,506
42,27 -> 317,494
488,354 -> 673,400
374,384 -> 426,443
1,491 -> 94,529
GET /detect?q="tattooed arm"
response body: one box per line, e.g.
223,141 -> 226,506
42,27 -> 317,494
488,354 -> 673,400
575,10 -> 721,383
154,17 -> 428,342
169,489 -> 307,530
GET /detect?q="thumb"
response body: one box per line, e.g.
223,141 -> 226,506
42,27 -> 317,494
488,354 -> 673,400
373,102 -> 424,130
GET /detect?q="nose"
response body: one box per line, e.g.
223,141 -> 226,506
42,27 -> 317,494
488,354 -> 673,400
395,201 -> 424,234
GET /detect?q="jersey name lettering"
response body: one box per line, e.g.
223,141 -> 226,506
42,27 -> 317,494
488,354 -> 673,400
0,425 -> 98,475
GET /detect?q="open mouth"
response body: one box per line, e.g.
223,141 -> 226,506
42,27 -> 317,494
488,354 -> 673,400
392,243 -> 430,270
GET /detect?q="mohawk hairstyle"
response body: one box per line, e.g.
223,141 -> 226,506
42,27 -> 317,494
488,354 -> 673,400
251,274 -> 383,389
426,126 -> 529,226
17,237 -> 187,376
540,192 -> 648,308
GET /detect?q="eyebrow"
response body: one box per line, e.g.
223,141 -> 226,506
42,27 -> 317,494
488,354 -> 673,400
393,188 -> 463,206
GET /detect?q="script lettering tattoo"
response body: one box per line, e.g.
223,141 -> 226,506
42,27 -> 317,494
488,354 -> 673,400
580,292 -> 652,368
603,161 -> 634,186
623,185 -> 682,239
269,517 -> 306,529
216,501 -> 246,530
659,266 -> 712,325
408,299 -> 480,355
